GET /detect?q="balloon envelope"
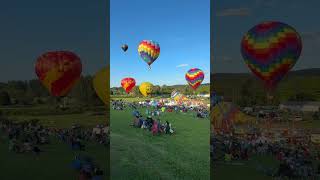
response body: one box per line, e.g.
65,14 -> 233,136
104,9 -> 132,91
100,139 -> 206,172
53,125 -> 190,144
93,66 -> 109,105
185,68 -> 205,90
171,90 -> 180,99
121,78 -> 136,93
241,21 -> 302,90
35,51 -> 82,97
138,40 -> 160,67
121,44 -> 128,52
139,82 -> 153,97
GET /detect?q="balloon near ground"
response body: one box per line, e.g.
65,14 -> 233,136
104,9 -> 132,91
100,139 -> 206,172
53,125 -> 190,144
138,40 -> 160,68
93,66 -> 109,105
121,44 -> 128,52
171,90 -> 187,102
35,51 -> 82,97
241,21 -> 302,90
121,77 -> 136,93
139,82 -> 153,97
171,90 -> 180,100
185,68 -> 205,90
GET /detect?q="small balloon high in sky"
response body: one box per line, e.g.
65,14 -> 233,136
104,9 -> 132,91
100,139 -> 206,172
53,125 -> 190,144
138,40 -> 160,69
121,44 -> 128,52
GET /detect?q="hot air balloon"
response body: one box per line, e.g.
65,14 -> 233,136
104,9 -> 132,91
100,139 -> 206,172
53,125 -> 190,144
171,90 -> 181,101
171,90 -> 180,99
139,82 -> 153,97
93,66 -> 109,105
138,40 -> 160,68
121,77 -> 136,93
121,44 -> 128,52
185,68 -> 205,90
241,21 -> 302,91
35,51 -> 82,97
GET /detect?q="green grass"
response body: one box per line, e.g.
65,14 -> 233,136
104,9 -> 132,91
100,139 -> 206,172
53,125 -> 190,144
212,155 -> 279,180
0,136 -> 109,180
111,97 -> 162,102
8,113 -> 107,128
110,107 -> 210,180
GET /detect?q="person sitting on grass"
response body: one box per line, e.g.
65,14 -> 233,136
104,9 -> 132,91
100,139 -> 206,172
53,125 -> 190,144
131,115 -> 140,128
72,155 -> 82,171
138,115 -> 144,128
151,119 -> 159,135
92,167 -> 103,180
165,121 -> 174,135
141,119 -> 147,129
130,116 -> 139,127
79,169 -> 91,180
32,145 -> 41,156
157,119 -> 162,133
146,116 -> 153,131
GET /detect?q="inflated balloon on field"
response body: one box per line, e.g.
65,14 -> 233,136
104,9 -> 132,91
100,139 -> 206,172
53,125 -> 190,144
121,77 -> 136,93
35,51 -> 82,97
241,21 -> 302,90
139,82 -> 153,97
138,40 -> 160,68
185,68 -> 205,90
93,66 -> 109,105
171,90 -> 180,99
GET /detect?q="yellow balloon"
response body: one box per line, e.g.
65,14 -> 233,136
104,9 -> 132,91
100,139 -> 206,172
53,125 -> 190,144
139,82 -> 153,97
93,66 -> 109,105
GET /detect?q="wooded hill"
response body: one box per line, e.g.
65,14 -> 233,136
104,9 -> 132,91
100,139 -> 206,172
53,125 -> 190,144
212,68 -> 320,106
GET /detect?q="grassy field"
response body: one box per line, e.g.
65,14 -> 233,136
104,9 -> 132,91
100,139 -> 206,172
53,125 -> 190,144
0,137 -> 109,180
8,113 -> 107,128
110,107 -> 210,180
0,106 -> 109,180
212,155 -> 279,180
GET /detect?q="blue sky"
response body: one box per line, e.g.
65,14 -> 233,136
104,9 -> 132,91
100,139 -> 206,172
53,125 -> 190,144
0,0 -> 107,82
213,0 -> 320,73
110,0 -> 210,87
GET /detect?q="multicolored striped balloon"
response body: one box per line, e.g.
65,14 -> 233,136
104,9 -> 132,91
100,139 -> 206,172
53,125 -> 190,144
241,21 -> 302,90
171,90 -> 180,99
185,68 -> 205,90
171,90 -> 182,102
35,51 -> 82,97
121,77 -> 136,93
138,40 -> 160,68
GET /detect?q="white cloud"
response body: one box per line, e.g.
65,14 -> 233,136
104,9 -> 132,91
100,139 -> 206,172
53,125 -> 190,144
176,64 -> 189,68
216,8 -> 251,17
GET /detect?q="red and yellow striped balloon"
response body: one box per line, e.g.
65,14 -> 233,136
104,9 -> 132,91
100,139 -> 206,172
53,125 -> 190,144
121,77 -> 136,93
35,51 -> 82,97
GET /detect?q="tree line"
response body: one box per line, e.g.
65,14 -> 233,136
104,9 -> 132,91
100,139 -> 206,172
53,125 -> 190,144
110,84 -> 210,97
0,76 -> 103,106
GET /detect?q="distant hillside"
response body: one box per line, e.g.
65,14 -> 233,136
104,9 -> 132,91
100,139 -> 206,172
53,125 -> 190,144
211,68 -> 320,103
212,68 -> 320,78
